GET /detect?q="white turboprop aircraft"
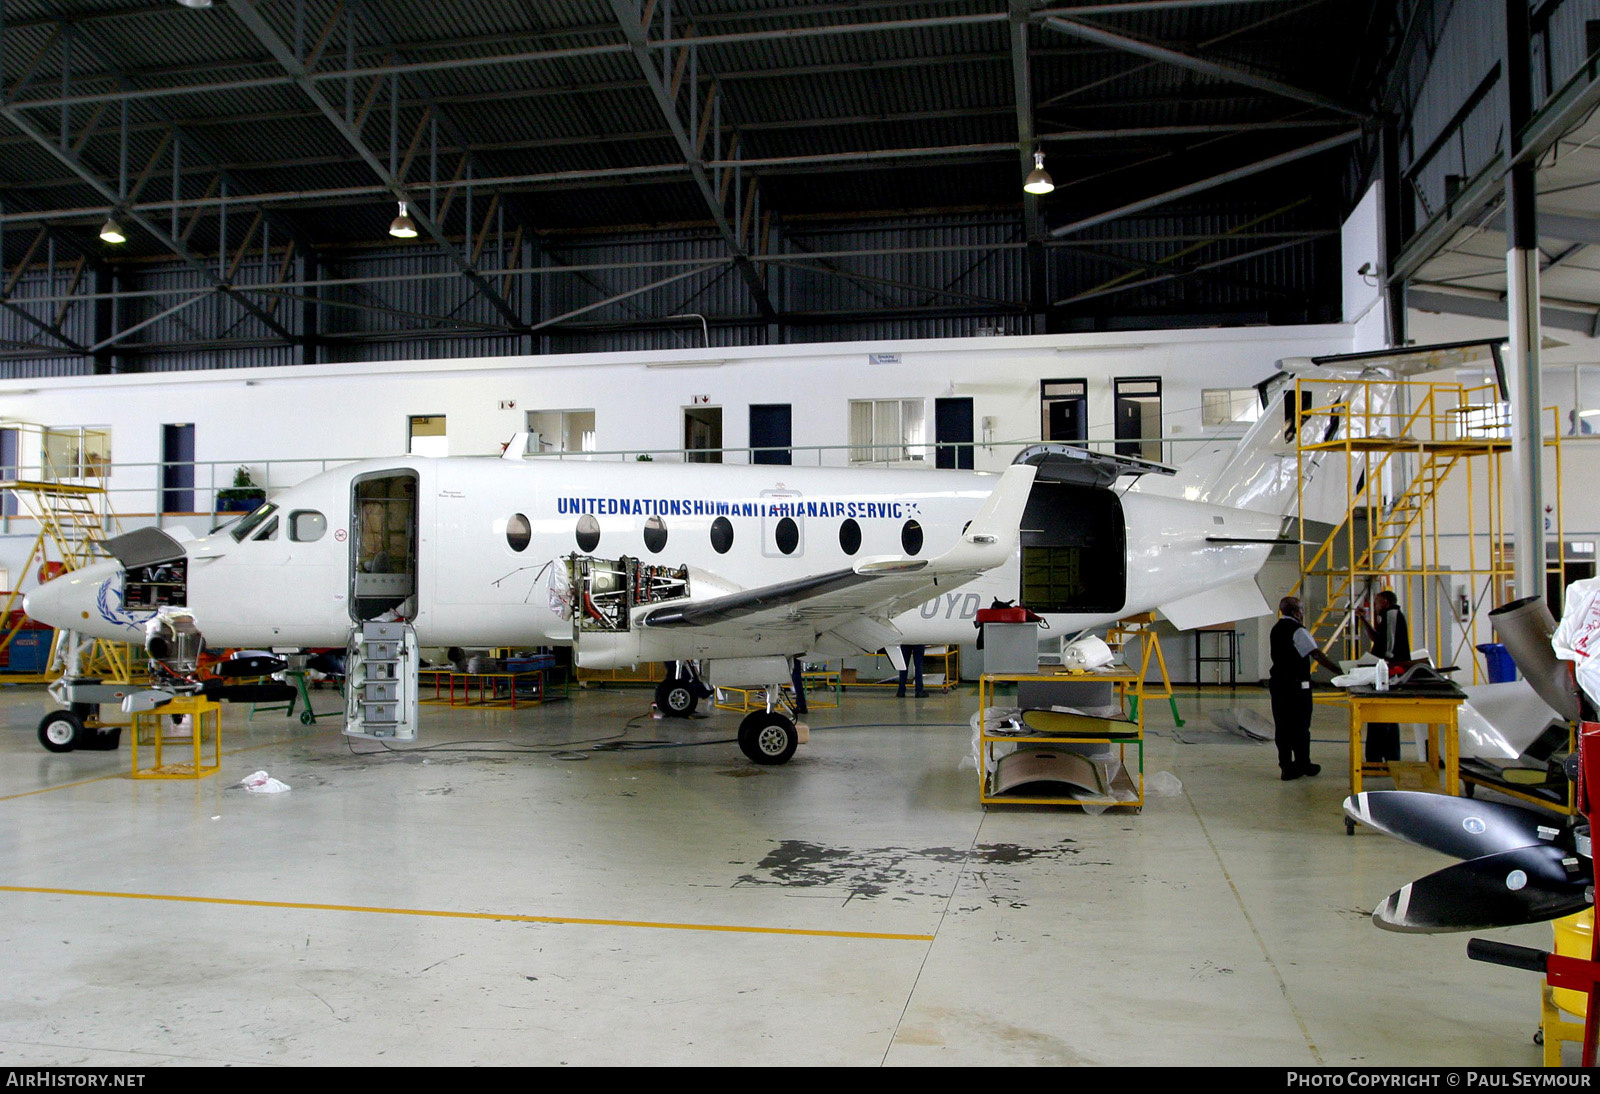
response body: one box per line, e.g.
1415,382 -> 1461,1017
22,362 -> 1374,763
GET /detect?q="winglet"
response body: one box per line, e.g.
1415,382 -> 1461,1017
918,463 -> 1037,574
965,463 -> 1036,547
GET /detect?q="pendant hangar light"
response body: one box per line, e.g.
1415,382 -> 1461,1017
99,218 -> 126,244
1023,150 -> 1054,195
389,201 -> 418,239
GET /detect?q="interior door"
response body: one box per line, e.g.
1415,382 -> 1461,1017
935,397 -> 974,470
749,403 -> 792,465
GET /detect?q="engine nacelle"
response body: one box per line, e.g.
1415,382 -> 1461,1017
144,608 -> 205,674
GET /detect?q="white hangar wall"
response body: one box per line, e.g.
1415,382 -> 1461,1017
0,323 -> 1354,523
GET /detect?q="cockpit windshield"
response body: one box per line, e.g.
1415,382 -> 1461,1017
228,503 -> 278,543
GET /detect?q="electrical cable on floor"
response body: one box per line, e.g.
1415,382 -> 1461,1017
341,708 -> 974,760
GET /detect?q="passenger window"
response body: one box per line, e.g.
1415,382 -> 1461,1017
775,517 -> 799,556
901,519 -> 923,556
252,516 -> 279,541
289,510 -> 327,543
576,514 -> 601,553
839,519 -> 862,555
506,513 -> 531,552
643,515 -> 667,553
710,516 -> 734,554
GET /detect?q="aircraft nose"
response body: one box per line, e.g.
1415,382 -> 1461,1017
23,560 -> 124,632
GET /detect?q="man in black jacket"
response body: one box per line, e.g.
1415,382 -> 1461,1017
1355,590 -> 1411,762
1270,596 -> 1342,781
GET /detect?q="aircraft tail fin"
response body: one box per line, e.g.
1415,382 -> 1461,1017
1160,363 -> 1396,525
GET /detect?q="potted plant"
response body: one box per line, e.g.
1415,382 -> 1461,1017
215,466 -> 267,513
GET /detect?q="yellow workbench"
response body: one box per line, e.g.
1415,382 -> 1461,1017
1341,686 -> 1465,833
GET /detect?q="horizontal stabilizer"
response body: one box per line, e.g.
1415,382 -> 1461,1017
1157,577 -> 1269,631
1204,535 -> 1300,546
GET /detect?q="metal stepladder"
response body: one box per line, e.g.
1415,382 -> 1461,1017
1105,612 -> 1184,728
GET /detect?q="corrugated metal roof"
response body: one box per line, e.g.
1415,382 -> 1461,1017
0,0 -> 1402,373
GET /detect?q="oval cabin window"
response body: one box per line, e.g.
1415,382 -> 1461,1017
643,515 -> 668,553
506,513 -> 531,552
901,519 -> 923,556
575,514 -> 601,553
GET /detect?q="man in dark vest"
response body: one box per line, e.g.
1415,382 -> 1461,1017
1355,589 -> 1411,762
1270,596 -> 1341,781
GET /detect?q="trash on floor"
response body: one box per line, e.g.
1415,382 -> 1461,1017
239,770 -> 290,794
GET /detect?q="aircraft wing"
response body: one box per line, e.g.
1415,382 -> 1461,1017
637,464 -> 1036,645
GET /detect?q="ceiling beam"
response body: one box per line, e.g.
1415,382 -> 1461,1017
0,106 -> 300,346
1040,14 -> 1367,119
221,0 -> 527,331
606,0 -> 776,323
1050,129 -> 1360,237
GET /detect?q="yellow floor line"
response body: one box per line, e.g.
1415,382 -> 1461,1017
0,885 -> 936,943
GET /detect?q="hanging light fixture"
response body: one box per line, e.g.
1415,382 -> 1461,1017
99,217 -> 127,244
1023,150 -> 1054,195
175,1 -> 214,9
389,201 -> 418,238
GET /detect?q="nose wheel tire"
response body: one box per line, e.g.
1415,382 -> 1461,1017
655,679 -> 700,718
38,710 -> 85,753
738,711 -> 798,766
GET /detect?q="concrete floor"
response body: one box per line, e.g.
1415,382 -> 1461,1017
0,678 -> 1560,1067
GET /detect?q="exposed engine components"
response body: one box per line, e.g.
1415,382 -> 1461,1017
568,554 -> 690,633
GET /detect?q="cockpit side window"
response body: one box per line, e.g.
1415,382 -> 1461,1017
229,503 -> 278,543
252,516 -> 280,541
289,510 -> 327,542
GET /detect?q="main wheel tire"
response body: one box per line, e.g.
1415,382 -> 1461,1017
38,711 -> 85,753
738,711 -> 799,766
655,679 -> 699,717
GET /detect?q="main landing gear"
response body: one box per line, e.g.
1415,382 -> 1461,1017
737,709 -> 799,765
654,661 -> 713,718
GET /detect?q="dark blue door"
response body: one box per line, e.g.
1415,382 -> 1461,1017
162,424 -> 195,513
749,404 -> 792,465
935,398 -> 974,470
0,428 -> 17,517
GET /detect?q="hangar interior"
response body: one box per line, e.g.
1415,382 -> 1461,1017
4,0 -> 1600,1068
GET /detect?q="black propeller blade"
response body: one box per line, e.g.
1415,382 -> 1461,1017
216,655 -> 289,678
1371,844 -> 1590,933
1344,790 -> 1572,860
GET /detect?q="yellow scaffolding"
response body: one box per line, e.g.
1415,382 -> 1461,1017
1,422 -> 137,683
1289,377 -> 1563,683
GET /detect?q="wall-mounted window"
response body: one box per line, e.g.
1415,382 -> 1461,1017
41,427 -> 111,481
1040,379 -> 1087,444
849,399 -> 925,463
526,409 -> 596,454
1201,388 -> 1262,429
1114,377 -> 1162,461
408,415 -> 447,457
